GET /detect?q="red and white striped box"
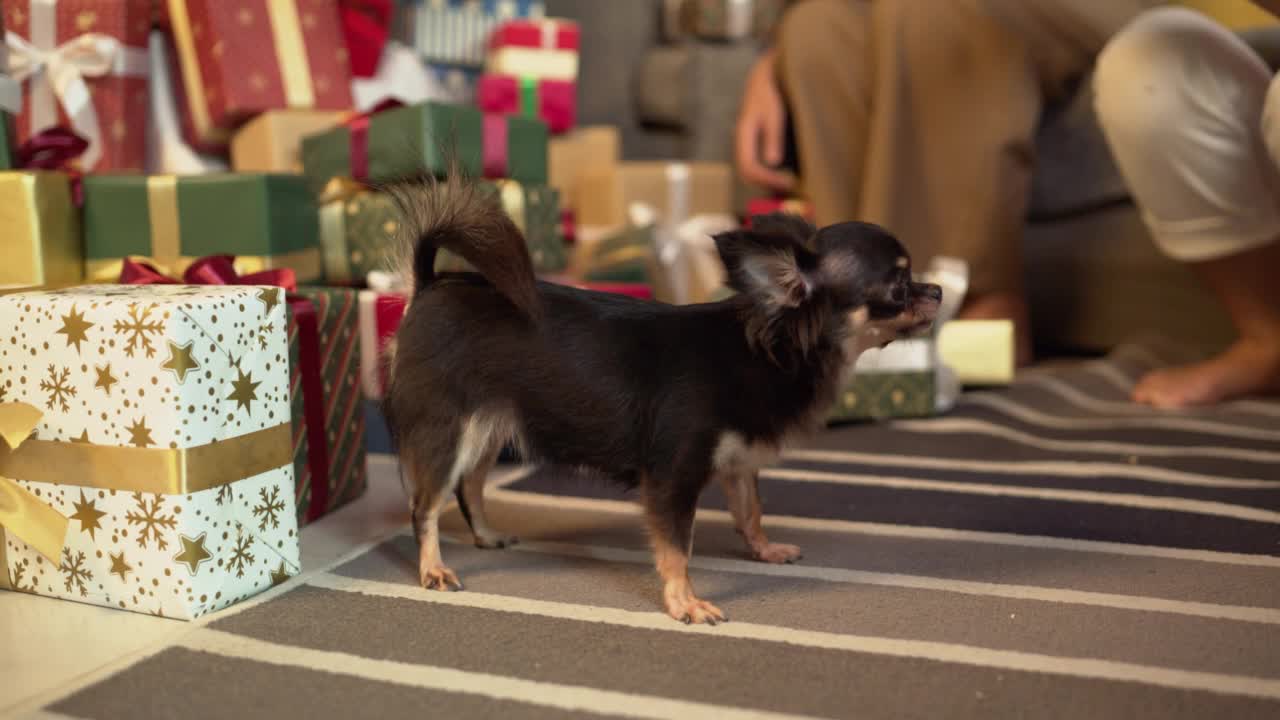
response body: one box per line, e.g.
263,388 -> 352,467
486,18 -> 578,81
357,289 -> 407,401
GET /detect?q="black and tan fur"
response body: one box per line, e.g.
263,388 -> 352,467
382,172 -> 941,624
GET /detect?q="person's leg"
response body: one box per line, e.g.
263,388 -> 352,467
860,0 -> 1150,366
774,0 -> 872,229
1095,7 -> 1280,408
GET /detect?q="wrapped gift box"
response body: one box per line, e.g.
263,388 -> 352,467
286,286 -> 367,524
745,197 -> 813,225
571,222 -> 657,286
549,126 -> 619,214
0,171 -> 83,286
425,61 -> 481,104
831,340 -> 944,422
576,161 -> 734,227
1,8 -> 17,170
82,174 -> 323,283
357,288 -> 406,400
662,0 -> 785,41
482,113 -> 547,184
393,0 -> 545,68
161,0 -> 354,151
485,18 -> 578,81
477,74 -> 574,134
0,284 -> 301,619
144,29 -> 227,174
231,110 -> 344,173
435,179 -> 566,274
6,0 -> 150,171
299,100 -> 482,194
318,183 -> 401,285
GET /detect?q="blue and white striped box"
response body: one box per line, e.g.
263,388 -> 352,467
396,0 -> 547,68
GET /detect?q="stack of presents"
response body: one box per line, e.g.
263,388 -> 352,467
0,0 -> 1011,621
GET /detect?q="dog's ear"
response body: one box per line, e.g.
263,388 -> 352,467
714,230 -> 818,310
748,213 -> 818,248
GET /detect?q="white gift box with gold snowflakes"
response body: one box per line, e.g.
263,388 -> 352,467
0,284 -> 301,620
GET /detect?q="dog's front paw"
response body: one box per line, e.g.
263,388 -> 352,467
666,597 -> 728,626
420,564 -> 463,591
753,542 -> 803,564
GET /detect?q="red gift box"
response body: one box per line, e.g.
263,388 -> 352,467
358,289 -> 406,401
477,73 -> 574,135
162,0 -> 355,151
489,19 -> 579,51
6,0 -> 150,171
745,197 -> 813,226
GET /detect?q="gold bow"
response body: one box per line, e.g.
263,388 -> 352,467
0,402 -> 69,590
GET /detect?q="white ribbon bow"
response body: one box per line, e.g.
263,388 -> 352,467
6,28 -> 148,170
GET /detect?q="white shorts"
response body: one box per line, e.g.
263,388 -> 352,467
1094,6 -> 1280,262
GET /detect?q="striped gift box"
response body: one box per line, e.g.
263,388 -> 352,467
398,0 -> 546,68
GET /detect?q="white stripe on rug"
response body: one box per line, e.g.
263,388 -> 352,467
180,627 -> 817,720
958,391 -> 1280,443
477,538 -> 1280,624
890,417 -> 1280,463
781,449 -> 1276,488
487,488 -> 1280,568
305,573 -> 1280,702
760,468 -> 1280,524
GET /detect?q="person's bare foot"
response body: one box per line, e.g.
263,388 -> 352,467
957,292 -> 1033,367
1132,337 -> 1280,409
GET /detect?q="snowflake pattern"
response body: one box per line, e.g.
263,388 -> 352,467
60,549 -> 93,597
252,486 -> 285,532
125,493 -> 178,550
215,484 -> 235,507
227,531 -> 256,578
112,302 -> 164,358
39,364 -> 76,411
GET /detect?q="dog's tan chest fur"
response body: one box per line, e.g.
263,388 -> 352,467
711,431 -> 780,475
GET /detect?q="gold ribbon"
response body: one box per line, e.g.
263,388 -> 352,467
494,180 -> 526,233
84,247 -> 325,284
267,0 -> 316,109
165,0 -> 230,145
0,402 -> 69,590
0,172 -> 84,287
147,175 -> 181,267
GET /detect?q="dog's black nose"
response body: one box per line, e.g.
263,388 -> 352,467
913,282 -> 943,302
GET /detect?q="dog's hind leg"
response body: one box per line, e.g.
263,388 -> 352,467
718,471 -> 802,564
642,476 -> 726,625
455,443 -> 519,549
404,431 -> 464,591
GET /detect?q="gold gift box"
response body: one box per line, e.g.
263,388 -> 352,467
231,110 -> 345,173
576,162 -> 734,227
0,172 -> 83,287
549,126 -> 620,212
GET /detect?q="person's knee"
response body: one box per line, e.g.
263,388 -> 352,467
1095,7 -> 1256,146
776,0 -> 864,75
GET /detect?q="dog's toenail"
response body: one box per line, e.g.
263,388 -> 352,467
706,617 -> 717,626
682,614 -> 691,624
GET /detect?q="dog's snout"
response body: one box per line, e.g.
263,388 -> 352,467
912,282 -> 942,302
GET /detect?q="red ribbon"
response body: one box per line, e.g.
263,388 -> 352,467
482,114 -> 509,178
16,127 -> 89,206
119,255 -> 333,522
339,0 -> 393,78
490,19 -> 580,51
560,209 -> 575,245
343,97 -> 404,181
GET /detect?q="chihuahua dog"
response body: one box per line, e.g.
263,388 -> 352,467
382,173 -> 941,625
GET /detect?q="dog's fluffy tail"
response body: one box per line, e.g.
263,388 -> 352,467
383,170 -> 541,320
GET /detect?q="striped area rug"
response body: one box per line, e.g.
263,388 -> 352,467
37,343 -> 1280,719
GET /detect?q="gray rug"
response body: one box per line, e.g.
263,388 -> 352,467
40,343 -> 1280,719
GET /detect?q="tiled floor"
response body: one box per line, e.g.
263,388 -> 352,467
1,455 -> 409,716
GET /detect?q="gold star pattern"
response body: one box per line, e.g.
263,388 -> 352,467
302,11 -> 317,28
94,363 -> 118,395
211,40 -> 224,58
228,367 -> 261,415
76,10 -> 97,31
270,562 -> 292,587
255,287 -> 280,314
70,491 -> 106,539
108,551 -> 132,581
249,73 -> 267,92
238,7 -> 254,24
57,305 -> 94,353
111,119 -> 126,141
11,7 -> 26,27
173,533 -> 212,575
72,429 -> 91,444
126,417 -> 154,448
161,340 -> 200,383
314,75 -> 330,93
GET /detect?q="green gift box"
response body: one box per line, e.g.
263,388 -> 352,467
0,114 -> 12,171
318,186 -> 401,285
286,286 -> 368,525
829,371 -> 938,421
300,102 -> 483,196
482,113 -> 548,185
82,174 -> 322,283
436,180 -> 566,275
577,224 -> 656,284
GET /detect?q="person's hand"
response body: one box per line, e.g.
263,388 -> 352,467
736,49 -> 796,192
